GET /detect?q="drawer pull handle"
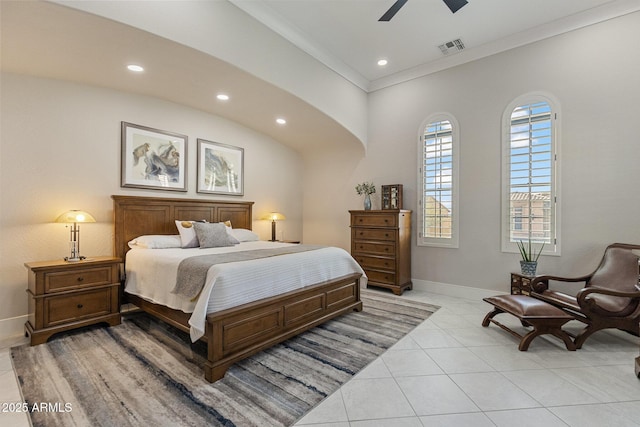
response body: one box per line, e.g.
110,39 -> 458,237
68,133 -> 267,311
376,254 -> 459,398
77,277 -> 84,282
384,248 -> 389,251
77,304 -> 84,309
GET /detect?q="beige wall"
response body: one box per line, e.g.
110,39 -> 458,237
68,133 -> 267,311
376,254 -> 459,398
304,11 -> 640,292
0,73 -> 304,336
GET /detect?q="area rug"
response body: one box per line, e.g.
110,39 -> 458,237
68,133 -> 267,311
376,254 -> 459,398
11,290 -> 438,427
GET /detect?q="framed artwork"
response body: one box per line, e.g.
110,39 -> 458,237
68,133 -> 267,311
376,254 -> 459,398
197,139 -> 244,196
382,184 -> 403,209
121,122 -> 187,191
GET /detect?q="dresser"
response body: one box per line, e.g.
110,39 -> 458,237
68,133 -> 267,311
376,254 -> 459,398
350,209 -> 412,295
25,256 -> 121,345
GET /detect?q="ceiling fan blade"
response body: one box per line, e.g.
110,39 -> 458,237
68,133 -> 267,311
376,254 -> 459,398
443,0 -> 468,14
379,0 -> 408,21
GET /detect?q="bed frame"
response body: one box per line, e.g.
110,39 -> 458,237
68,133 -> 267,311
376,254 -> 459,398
112,195 -> 362,382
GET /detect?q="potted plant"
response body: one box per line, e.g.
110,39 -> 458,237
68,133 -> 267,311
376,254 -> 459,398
355,182 -> 376,210
516,240 -> 545,276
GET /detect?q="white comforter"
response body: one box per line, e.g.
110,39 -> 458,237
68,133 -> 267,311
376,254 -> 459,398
124,241 -> 366,341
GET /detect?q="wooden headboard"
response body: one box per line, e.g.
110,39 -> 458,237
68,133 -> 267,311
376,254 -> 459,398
112,195 -> 254,260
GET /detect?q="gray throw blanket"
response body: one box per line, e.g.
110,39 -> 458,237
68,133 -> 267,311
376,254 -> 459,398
171,244 -> 325,299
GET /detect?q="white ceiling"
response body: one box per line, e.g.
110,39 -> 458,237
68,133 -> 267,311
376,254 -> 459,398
2,0 -> 639,154
232,0 -> 637,90
0,1 -> 361,154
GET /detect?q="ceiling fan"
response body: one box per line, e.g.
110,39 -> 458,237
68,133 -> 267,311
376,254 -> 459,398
379,0 -> 468,21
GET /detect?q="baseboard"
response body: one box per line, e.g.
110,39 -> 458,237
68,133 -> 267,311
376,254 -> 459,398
412,279 -> 507,301
0,315 -> 28,349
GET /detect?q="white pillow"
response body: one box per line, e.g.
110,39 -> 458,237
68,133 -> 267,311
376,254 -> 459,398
128,235 -> 182,249
175,220 -> 207,248
230,228 -> 260,242
193,222 -> 240,248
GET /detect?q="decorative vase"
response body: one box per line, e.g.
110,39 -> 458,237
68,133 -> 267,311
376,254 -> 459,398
520,260 -> 537,276
364,194 -> 372,210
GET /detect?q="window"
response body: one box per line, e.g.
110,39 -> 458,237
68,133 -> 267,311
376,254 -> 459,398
502,94 -> 560,255
418,113 -> 459,248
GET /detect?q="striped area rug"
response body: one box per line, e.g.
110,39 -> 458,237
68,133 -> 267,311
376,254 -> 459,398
11,290 -> 438,427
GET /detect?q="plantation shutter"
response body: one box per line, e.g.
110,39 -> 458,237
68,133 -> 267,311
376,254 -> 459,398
422,120 -> 453,239
508,102 -> 554,244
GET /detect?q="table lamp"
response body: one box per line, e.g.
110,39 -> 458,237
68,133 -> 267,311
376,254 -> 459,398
56,210 -> 96,261
262,212 -> 285,241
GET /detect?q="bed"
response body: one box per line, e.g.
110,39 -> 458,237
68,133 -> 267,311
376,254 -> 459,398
112,195 -> 363,382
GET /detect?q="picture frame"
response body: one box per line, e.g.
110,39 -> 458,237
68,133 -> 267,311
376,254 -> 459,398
382,184 -> 403,209
197,139 -> 244,196
121,122 -> 187,191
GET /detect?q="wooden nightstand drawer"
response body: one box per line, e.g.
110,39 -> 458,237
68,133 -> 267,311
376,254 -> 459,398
44,288 -> 113,327
352,228 -> 395,241
351,213 -> 397,228
352,241 -> 395,256
353,254 -> 395,271
45,266 -> 114,293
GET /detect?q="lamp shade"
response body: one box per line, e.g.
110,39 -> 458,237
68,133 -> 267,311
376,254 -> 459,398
55,210 -> 96,224
262,212 -> 286,221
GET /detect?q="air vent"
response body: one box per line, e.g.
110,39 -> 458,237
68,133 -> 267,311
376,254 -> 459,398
438,38 -> 465,55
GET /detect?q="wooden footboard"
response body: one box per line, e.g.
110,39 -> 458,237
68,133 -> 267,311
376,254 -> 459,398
125,273 -> 362,382
204,273 -> 362,382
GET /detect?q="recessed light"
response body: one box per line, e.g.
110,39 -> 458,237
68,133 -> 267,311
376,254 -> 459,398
276,118 -> 287,125
377,59 -> 388,66
216,94 -> 230,101
127,64 -> 144,72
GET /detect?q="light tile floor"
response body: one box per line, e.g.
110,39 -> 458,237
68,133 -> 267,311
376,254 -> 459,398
1,289 -> 638,427
294,289 -> 640,427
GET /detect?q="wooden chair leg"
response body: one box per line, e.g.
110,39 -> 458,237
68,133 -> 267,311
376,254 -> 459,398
482,308 -> 503,327
518,329 -> 542,351
519,322 -> 576,351
573,324 -> 602,349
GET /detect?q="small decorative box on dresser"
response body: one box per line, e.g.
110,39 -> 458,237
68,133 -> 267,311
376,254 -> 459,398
24,256 -> 122,345
349,209 -> 412,295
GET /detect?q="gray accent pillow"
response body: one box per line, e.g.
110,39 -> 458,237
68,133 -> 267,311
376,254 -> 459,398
193,222 -> 240,248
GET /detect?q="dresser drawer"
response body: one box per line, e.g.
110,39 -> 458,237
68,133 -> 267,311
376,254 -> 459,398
351,213 -> 397,228
45,266 -> 114,293
352,241 -> 395,256
366,269 -> 396,286
353,254 -> 395,271
44,288 -> 113,327
352,228 -> 395,241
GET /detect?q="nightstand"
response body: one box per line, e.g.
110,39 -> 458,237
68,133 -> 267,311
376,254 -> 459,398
511,272 -> 536,295
24,256 -> 122,345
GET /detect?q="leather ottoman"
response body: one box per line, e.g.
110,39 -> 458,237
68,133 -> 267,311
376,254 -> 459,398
482,294 -> 576,351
